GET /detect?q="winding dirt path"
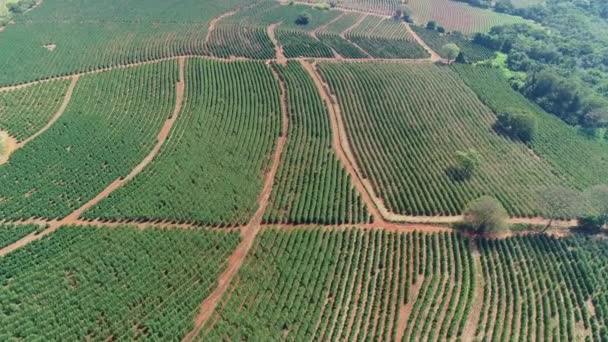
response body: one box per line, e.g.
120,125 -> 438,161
267,23 -> 287,66
15,75 -> 79,148
180,65 -> 289,342
340,13 -> 373,58
402,22 -> 445,62
205,10 -> 239,44
0,57 -> 186,258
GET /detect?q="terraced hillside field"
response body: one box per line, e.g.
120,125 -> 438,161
200,229 -> 475,341
0,79 -> 71,141
452,64 -> 608,190
317,62 -> 575,217
345,16 -> 430,59
85,59 -> 281,226
0,225 -> 239,341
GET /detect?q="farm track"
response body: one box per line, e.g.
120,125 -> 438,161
205,10 -> 238,44
0,57 -> 186,257
339,13 -> 373,58
15,75 -> 79,148
180,65 -> 290,342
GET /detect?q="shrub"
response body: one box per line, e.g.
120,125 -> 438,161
295,12 -> 311,25
494,111 -> 537,143
427,21 -> 437,30
463,196 -> 508,234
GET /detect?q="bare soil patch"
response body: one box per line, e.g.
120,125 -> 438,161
267,23 -> 287,66
0,131 -> 17,165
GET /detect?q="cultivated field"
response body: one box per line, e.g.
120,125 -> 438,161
0,225 -> 239,340
198,228 -> 607,341
453,65 -> 608,189
318,62 -> 576,217
406,0 -> 528,33
264,62 -> 370,225
0,0 -> 607,340
85,59 -> 281,226
0,62 -> 178,220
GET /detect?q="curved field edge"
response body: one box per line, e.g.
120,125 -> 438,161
0,79 -> 72,142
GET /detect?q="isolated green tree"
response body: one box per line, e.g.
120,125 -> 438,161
442,43 -> 460,63
426,20 -> 437,30
455,51 -> 467,63
464,196 -> 508,234
538,186 -> 581,232
455,148 -> 481,179
295,12 -> 311,25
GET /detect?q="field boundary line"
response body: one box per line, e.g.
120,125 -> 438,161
402,22 -> 445,62
0,57 -> 186,257
15,75 -> 79,148
340,13 -> 374,58
180,64 -> 290,342
267,23 -> 287,65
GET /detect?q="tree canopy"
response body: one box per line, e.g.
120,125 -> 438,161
463,196 -> 508,234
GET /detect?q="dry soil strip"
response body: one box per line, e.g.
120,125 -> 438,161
461,240 -> 485,340
15,75 -> 79,149
0,57 -> 186,258
180,65 -> 289,342
401,22 -> 445,62
267,23 -> 287,66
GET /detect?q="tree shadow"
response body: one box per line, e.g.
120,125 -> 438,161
445,166 -> 471,182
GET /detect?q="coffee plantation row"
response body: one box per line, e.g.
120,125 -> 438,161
264,62 -> 370,225
0,2 -> 438,86
1,225 -> 607,340
0,226 -> 239,340
453,65 -> 608,190
200,229 -> 474,341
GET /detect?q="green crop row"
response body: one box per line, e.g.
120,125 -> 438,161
0,79 -> 70,141
85,58 -> 281,226
0,61 -> 178,220
0,225 -> 239,340
264,61 -> 370,225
